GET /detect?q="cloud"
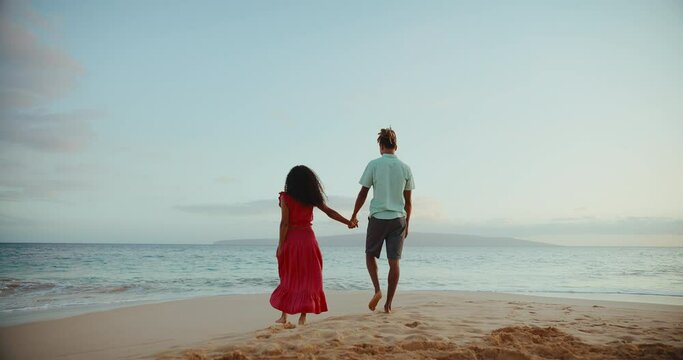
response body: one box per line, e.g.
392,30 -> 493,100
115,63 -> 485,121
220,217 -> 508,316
0,212 -> 33,226
176,199 -> 278,216
175,194 -> 681,237
0,157 -> 25,171
445,217 -> 683,237
550,216 -> 597,222
0,18 -> 83,108
52,162 -> 98,174
1,0 -> 58,34
412,197 -> 448,222
175,196 -> 357,216
0,149 -> 90,202
0,177 -> 85,202
0,1 -> 96,153
0,110 -> 97,152
324,196 -> 356,209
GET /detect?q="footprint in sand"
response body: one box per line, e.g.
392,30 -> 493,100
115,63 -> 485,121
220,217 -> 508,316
611,324 -> 638,330
405,321 -> 420,328
620,335 -> 635,343
266,325 -> 284,333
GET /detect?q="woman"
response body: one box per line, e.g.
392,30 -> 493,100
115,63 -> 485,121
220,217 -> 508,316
270,165 -> 357,326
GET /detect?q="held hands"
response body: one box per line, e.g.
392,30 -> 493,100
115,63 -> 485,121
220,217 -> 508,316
276,245 -> 282,258
348,216 -> 359,229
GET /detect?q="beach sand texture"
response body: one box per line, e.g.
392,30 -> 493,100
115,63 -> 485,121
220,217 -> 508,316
2,291 -> 681,359
159,292 -> 683,360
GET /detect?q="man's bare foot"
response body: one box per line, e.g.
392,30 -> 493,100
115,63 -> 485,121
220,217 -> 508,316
369,291 -> 382,311
275,313 -> 287,324
384,304 -> 392,313
298,314 -> 307,326
283,322 -> 296,329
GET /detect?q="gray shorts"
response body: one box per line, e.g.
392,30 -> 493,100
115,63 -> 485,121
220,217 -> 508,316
366,216 -> 407,260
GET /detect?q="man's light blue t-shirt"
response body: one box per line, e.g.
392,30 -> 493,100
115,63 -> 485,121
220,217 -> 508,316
359,153 -> 415,220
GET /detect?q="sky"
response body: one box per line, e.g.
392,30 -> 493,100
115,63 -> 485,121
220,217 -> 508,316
0,0 -> 681,246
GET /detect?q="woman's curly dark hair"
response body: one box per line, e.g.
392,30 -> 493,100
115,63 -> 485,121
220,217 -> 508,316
377,128 -> 397,149
285,165 -> 326,207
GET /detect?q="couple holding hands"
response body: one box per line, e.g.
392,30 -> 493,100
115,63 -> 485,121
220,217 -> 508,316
270,128 -> 415,326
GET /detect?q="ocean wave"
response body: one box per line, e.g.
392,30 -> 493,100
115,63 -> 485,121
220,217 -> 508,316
0,296 -> 172,314
94,285 -> 134,294
0,278 -> 56,297
0,278 -> 143,298
0,303 -> 52,313
234,277 -> 279,287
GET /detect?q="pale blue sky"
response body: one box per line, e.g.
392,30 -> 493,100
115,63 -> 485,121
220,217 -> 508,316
1,0 -> 681,245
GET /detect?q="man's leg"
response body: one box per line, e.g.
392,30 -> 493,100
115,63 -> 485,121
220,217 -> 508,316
365,217 -> 385,311
384,259 -> 400,313
383,217 -> 406,313
366,255 -> 382,310
366,255 -> 381,293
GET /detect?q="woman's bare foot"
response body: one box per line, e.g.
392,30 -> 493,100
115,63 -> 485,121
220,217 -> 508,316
384,304 -> 392,313
283,322 -> 296,329
298,313 -> 307,326
275,312 -> 287,324
368,291 -> 382,311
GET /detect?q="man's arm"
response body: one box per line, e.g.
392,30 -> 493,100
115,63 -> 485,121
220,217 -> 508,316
350,186 -> 370,225
403,190 -> 412,239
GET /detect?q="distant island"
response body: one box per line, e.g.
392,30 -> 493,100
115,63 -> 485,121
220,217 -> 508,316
214,233 -> 556,247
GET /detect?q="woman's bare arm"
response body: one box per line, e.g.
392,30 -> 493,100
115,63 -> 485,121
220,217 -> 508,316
278,198 -> 289,256
318,203 -> 356,228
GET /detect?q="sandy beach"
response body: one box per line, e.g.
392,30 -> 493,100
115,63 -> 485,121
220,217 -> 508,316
1,291 -> 681,360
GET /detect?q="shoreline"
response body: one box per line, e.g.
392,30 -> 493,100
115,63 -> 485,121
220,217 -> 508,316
2,289 -> 682,328
1,291 -> 681,359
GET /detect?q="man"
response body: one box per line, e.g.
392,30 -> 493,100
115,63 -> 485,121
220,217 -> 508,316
351,128 -> 414,313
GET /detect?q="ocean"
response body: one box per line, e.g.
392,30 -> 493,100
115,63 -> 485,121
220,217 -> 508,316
1,242 -> 681,326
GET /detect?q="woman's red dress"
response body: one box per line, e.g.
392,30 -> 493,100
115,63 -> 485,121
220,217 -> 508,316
270,192 -> 328,314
